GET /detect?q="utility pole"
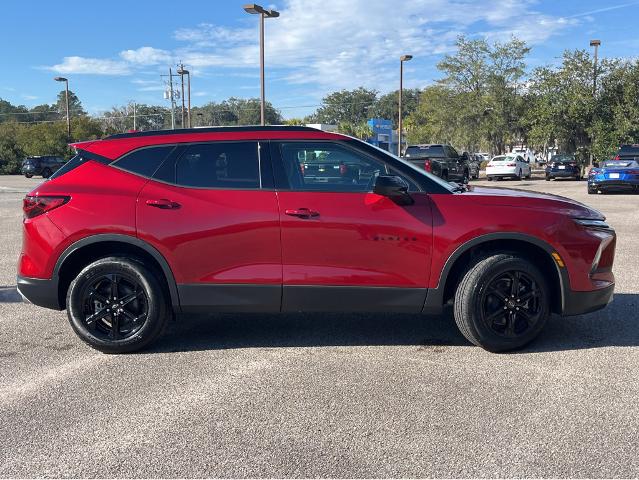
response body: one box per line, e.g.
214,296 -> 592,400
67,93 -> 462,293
132,102 -> 137,130
179,63 -> 186,128
169,68 -> 176,129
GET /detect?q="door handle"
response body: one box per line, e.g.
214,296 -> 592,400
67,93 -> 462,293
285,208 -> 319,218
146,198 -> 181,209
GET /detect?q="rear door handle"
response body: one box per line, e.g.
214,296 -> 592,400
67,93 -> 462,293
285,208 -> 319,218
146,198 -> 181,209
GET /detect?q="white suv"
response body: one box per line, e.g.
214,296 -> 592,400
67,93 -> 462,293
486,154 -> 532,181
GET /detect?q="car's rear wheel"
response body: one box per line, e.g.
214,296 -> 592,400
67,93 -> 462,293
545,175 -> 551,181
66,257 -> 170,353
453,254 -> 550,352
24,173 -> 32,178
41,168 -> 52,178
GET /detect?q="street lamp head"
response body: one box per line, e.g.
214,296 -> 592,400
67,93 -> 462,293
53,76 -> 68,82
400,55 -> 413,62
590,39 -> 601,47
243,3 -> 267,14
243,3 -> 279,16
177,68 -> 189,75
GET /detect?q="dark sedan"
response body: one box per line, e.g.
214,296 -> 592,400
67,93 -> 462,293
545,154 -> 584,181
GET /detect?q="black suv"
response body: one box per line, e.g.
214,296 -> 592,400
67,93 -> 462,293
21,156 -> 67,178
616,144 -> 639,161
403,144 -> 472,183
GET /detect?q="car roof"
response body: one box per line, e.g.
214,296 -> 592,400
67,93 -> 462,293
73,126 -> 345,160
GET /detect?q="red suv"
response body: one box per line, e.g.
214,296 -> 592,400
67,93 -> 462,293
17,126 -> 616,353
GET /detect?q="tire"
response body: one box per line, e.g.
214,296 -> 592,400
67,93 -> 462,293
463,170 -> 470,184
545,175 -> 551,181
66,257 -> 170,353
41,168 -> 52,178
526,171 -> 532,179
587,187 -> 597,194
453,254 -> 550,352
487,176 -> 493,181
24,174 -> 33,178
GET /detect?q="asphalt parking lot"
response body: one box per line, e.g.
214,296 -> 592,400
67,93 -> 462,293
0,174 -> 638,478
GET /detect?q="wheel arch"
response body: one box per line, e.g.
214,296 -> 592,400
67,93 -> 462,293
54,234 -> 180,311
424,233 -> 567,315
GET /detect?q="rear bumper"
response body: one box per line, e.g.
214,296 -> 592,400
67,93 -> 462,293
589,180 -> 639,190
562,282 -> 614,316
548,170 -> 579,178
16,275 -> 62,310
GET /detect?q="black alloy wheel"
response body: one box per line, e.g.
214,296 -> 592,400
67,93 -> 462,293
479,270 -> 543,338
67,257 -> 170,353
79,273 -> 148,341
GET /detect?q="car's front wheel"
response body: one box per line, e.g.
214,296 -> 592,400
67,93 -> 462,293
24,173 -> 32,178
453,254 -> 550,352
66,257 -> 170,353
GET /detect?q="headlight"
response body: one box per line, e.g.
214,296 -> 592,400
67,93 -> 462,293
573,218 -> 612,230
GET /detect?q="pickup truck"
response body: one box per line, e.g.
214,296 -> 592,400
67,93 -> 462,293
403,144 -> 472,183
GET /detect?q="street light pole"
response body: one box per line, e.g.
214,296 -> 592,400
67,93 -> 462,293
178,63 -> 186,128
243,4 -> 280,126
53,76 -> 71,140
178,66 -> 192,128
398,55 -> 413,157
590,39 -> 601,166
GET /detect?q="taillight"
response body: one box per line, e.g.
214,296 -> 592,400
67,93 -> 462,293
300,163 -> 305,175
614,155 -> 620,160
627,170 -> 639,175
424,158 -> 432,172
23,195 -> 69,219
506,163 -> 516,167
339,163 -> 348,176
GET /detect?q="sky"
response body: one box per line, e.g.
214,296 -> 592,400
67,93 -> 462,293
1,0 -> 638,119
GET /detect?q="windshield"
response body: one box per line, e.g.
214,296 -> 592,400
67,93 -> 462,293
359,141 -> 457,192
491,156 -> 508,162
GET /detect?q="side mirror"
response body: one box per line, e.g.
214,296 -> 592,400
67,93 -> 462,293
373,175 -> 414,205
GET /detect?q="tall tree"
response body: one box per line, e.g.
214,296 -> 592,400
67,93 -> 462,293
308,88 -> 378,125
370,88 -> 421,128
55,89 -> 86,117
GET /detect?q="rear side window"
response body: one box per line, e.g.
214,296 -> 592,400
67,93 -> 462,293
48,151 -> 110,180
113,146 -> 175,177
619,145 -> 639,156
169,142 -> 260,189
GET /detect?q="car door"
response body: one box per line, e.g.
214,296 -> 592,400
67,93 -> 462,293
447,146 -> 463,179
136,141 -> 282,312
271,140 -> 434,312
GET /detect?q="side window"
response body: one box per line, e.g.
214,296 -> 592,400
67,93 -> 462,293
278,142 -> 413,192
114,146 -> 175,177
447,146 -> 459,158
174,142 -> 260,189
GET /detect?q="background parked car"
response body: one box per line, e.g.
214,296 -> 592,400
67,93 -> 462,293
21,156 -> 67,178
615,144 -> 639,162
404,144 -> 472,183
486,154 -> 531,181
512,147 -> 536,164
588,158 -> 639,194
545,154 -> 584,181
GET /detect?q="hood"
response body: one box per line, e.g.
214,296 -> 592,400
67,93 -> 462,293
464,185 -> 604,220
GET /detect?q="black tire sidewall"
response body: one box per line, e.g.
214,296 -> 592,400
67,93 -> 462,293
67,257 -> 168,353
455,255 -> 550,352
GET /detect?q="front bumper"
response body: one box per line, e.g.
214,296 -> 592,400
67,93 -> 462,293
563,282 -> 614,316
16,275 -> 63,310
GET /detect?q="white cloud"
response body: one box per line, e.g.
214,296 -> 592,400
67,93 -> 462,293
22,94 -> 38,100
120,47 -> 172,65
48,56 -> 130,75
44,0 -> 583,91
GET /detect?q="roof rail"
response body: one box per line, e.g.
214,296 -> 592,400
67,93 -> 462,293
105,125 -> 318,140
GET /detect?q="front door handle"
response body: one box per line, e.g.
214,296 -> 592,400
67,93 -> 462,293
285,208 -> 319,218
146,198 -> 181,209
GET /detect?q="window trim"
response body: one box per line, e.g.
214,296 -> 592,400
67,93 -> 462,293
148,140 -> 274,191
